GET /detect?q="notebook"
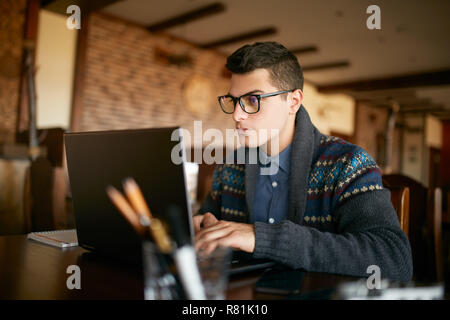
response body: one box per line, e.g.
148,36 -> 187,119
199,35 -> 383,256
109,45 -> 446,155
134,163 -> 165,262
27,229 -> 78,248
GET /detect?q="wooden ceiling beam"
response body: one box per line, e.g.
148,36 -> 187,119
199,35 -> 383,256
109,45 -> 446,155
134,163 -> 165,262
399,104 -> 446,113
302,61 -> 350,72
350,89 -> 417,100
397,97 -> 431,106
290,45 -> 318,55
317,69 -> 450,93
398,100 -> 438,110
433,113 -> 450,120
199,27 -> 277,48
364,98 -> 431,108
147,2 -> 225,32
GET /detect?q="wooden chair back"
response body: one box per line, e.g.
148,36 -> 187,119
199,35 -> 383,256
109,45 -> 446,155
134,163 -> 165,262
388,186 -> 410,237
383,174 -> 445,282
382,174 -> 428,281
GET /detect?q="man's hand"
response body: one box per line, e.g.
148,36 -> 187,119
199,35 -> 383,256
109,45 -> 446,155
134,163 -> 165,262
193,212 -> 255,254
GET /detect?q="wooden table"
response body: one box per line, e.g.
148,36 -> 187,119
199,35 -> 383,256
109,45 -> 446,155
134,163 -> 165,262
0,235 -> 359,300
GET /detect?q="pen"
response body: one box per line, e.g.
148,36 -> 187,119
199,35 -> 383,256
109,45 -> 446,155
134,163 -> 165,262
149,218 -> 173,254
107,183 -> 173,254
106,185 -> 146,237
123,177 -> 153,221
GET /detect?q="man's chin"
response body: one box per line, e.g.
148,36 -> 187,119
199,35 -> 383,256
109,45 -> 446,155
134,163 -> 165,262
239,135 -> 266,149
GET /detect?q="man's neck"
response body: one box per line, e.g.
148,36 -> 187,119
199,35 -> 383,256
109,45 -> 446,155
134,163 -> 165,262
264,116 -> 296,157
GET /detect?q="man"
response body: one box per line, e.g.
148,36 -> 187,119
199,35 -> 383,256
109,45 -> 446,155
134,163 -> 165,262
194,42 -> 413,281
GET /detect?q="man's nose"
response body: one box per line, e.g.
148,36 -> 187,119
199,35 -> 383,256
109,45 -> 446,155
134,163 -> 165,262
233,100 -> 248,122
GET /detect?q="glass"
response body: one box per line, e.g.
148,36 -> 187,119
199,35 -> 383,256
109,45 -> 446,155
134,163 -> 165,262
197,246 -> 232,300
142,241 -> 182,300
218,89 -> 295,114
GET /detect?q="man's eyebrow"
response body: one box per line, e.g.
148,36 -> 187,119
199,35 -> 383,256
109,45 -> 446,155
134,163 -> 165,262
227,89 -> 264,96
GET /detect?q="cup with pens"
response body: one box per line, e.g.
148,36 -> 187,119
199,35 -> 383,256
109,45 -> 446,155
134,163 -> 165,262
106,177 -> 207,300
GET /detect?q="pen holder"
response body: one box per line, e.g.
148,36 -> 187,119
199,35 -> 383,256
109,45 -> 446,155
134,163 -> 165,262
142,241 -> 184,300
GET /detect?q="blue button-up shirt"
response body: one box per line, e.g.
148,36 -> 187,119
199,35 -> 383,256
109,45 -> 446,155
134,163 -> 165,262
252,144 -> 292,224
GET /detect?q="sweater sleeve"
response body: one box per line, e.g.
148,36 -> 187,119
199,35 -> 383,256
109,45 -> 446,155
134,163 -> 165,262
253,189 -> 413,281
253,149 -> 413,282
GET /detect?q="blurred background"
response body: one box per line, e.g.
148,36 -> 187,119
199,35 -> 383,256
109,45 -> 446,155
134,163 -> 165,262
1,0 -> 450,282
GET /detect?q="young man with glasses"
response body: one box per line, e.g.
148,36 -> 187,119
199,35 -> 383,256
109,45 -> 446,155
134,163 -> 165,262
194,42 -> 412,281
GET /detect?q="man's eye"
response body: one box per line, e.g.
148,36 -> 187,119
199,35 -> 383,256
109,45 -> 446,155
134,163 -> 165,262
249,96 -> 258,105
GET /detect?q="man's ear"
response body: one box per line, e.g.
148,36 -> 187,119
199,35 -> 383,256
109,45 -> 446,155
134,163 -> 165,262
289,89 -> 303,114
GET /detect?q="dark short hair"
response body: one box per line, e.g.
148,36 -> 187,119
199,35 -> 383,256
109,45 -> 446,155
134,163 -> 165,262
225,42 -> 303,92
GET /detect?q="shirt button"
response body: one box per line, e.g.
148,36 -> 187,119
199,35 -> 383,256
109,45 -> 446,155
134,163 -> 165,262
268,218 -> 275,224
271,181 -> 278,188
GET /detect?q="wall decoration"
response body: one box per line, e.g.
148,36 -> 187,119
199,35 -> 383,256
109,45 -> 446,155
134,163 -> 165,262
182,74 -> 215,115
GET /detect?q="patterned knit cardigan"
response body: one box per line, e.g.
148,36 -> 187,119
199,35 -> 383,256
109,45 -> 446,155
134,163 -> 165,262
208,135 -> 383,233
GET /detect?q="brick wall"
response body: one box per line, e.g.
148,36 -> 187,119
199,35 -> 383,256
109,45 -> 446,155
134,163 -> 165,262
0,0 -> 27,143
78,13 -> 235,147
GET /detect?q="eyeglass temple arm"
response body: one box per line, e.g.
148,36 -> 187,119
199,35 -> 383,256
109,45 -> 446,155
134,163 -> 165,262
258,89 -> 296,98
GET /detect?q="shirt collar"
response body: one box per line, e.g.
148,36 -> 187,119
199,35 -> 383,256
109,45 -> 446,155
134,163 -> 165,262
259,143 -> 292,173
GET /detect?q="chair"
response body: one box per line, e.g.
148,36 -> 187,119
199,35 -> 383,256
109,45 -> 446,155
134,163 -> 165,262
383,174 -> 443,282
386,185 -> 410,237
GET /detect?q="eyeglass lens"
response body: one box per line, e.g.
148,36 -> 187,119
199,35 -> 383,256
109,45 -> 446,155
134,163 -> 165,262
219,95 -> 259,114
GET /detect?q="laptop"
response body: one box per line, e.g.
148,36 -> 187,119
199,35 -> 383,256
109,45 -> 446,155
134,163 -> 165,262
64,127 -> 275,274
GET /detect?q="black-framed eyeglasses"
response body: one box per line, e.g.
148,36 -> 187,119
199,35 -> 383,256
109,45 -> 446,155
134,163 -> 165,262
218,89 -> 296,114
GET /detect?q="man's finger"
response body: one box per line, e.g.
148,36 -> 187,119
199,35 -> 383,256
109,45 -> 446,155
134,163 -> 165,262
192,214 -> 204,233
193,212 -> 218,234
202,212 -> 219,227
195,220 -> 231,239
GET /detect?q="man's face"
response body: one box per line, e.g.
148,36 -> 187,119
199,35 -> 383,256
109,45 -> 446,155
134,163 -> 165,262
228,68 -> 291,149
